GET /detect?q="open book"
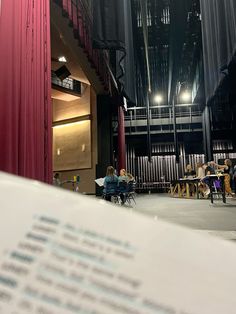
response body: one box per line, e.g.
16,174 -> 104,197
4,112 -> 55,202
0,171 -> 236,314
94,177 -> 105,187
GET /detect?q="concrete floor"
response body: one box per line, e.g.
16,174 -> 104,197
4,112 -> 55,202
123,193 -> 236,241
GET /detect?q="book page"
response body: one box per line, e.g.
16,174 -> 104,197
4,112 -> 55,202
95,177 -> 105,187
0,171 -> 236,314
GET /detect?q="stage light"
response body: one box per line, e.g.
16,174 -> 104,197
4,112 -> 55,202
58,56 -> 67,63
181,91 -> 192,102
154,94 -> 163,104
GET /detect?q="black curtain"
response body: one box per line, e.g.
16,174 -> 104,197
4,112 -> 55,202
200,0 -> 236,102
92,0 -> 125,49
92,0 -> 136,104
168,0 -> 191,162
168,0 -> 191,103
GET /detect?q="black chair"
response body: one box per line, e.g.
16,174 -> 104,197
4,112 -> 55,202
126,181 -> 136,205
103,181 -> 120,203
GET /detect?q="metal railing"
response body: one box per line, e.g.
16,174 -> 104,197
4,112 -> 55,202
51,71 -> 81,94
125,110 -> 202,120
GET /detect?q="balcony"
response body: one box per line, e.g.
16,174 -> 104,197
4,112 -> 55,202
51,0 -> 111,94
51,71 -> 81,99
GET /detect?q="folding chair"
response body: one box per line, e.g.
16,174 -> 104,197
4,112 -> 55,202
212,179 -> 222,200
126,181 -> 136,205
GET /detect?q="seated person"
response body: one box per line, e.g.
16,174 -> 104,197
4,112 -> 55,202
200,163 -> 216,197
182,164 -> 196,196
184,164 -> 196,178
118,169 -> 129,204
127,173 -> 135,182
196,163 -> 211,197
118,169 -> 128,182
196,162 -> 205,179
103,166 -> 118,201
203,162 -> 215,176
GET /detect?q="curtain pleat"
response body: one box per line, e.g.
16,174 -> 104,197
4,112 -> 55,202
200,0 -> 236,102
0,0 -> 52,183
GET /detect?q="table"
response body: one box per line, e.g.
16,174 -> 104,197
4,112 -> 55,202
171,178 -> 201,199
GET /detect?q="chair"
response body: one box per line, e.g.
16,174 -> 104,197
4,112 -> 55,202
126,181 -> 136,205
208,176 -> 226,203
212,179 -> 222,199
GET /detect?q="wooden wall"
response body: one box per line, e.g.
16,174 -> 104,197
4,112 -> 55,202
52,85 -> 97,193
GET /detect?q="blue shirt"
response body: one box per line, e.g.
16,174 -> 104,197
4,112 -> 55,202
103,175 -> 118,194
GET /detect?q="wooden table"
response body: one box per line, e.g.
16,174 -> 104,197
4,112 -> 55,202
171,178 -> 201,199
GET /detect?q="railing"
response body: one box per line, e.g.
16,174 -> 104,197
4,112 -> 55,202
51,71 -> 81,94
55,0 -> 110,91
125,110 -> 202,120
135,182 -> 171,193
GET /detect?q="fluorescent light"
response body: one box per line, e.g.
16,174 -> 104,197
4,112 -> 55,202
181,91 -> 192,102
154,94 -> 163,104
52,120 -> 87,129
58,56 -> 67,63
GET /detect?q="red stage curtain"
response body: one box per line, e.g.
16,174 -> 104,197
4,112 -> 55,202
0,0 -> 52,183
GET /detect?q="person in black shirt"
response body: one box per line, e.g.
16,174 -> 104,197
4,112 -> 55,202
184,164 -> 196,178
203,164 -> 215,176
182,165 -> 196,196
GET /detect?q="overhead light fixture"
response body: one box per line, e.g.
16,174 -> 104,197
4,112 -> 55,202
58,56 -> 67,63
154,94 -> 163,104
181,91 -> 192,102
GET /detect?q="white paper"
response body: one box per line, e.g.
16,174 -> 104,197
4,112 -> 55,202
95,177 -> 105,187
0,171 -> 236,314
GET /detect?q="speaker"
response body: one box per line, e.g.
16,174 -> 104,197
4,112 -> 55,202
55,65 -> 71,80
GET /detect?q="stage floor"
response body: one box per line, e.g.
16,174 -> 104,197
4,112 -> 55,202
120,193 -> 236,241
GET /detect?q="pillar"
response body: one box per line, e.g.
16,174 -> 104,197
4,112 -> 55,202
118,105 -> 126,171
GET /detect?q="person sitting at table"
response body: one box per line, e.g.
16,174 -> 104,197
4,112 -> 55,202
182,165 -> 196,196
103,166 -> 118,201
204,162 -> 215,175
196,163 -> 210,197
212,159 -> 235,197
201,163 -> 216,197
196,163 -> 205,179
184,164 -> 196,178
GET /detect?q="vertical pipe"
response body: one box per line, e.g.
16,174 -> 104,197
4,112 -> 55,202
173,96 -> 179,163
118,105 -> 126,172
202,105 -> 213,161
147,92 -> 152,162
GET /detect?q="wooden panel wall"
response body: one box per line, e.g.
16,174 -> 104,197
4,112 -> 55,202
53,120 -> 91,171
52,85 -> 98,194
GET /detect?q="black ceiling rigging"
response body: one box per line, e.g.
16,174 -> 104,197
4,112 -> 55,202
130,0 -> 202,159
